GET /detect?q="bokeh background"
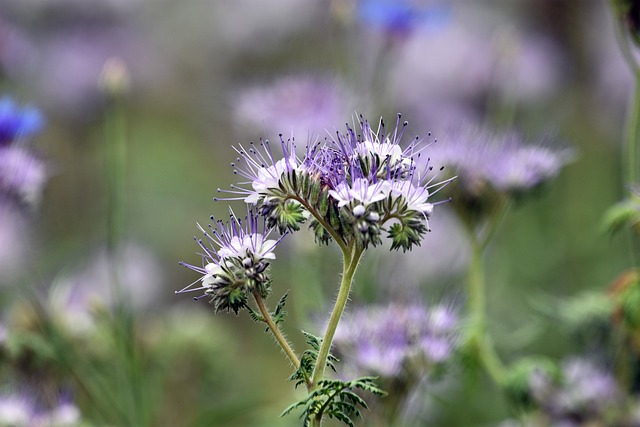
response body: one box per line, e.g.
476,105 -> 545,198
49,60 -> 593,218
0,0 -> 635,426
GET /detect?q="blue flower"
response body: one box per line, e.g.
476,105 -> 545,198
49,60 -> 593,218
0,97 -> 44,145
358,0 -> 450,37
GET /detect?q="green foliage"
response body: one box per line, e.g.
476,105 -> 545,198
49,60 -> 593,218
602,199 -> 640,235
287,331 -> 338,389
387,217 -> 427,252
281,377 -> 386,427
503,356 -> 559,409
248,292 -> 289,332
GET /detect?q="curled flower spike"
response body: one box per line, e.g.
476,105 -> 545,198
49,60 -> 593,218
177,208 -> 285,314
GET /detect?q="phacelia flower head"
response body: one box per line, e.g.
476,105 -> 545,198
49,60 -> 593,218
218,114 -> 453,251
177,208 -> 285,314
425,124 -> 573,228
0,97 -> 44,146
332,302 -> 459,378
217,135 -> 300,205
428,125 -> 573,195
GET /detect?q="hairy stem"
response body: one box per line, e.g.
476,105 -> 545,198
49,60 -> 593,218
312,245 -> 363,390
252,292 -> 302,372
293,196 -> 349,253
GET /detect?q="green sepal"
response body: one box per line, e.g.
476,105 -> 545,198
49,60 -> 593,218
317,187 -> 330,216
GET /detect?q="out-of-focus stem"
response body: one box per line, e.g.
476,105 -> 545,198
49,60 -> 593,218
627,74 -> 640,186
467,235 -> 507,386
105,96 -> 127,257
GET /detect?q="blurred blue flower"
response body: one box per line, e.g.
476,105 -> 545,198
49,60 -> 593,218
357,0 -> 450,37
0,97 -> 44,145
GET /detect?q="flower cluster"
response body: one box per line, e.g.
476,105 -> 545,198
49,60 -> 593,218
180,114 -> 453,313
177,209 -> 284,314
217,114 -> 453,252
331,302 -> 459,378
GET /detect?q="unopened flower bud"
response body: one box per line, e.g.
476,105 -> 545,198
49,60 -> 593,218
242,257 -> 254,268
353,204 -> 366,217
367,211 -> 380,222
357,221 -> 369,233
99,57 -> 131,97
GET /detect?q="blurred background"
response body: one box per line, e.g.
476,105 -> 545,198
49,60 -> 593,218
0,0 -> 635,426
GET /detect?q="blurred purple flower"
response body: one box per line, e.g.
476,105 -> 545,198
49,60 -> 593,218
232,75 -> 357,140
389,7 -> 563,119
49,242 -> 164,335
0,391 -> 81,427
428,125 -> 574,194
529,358 -> 620,424
0,145 -> 47,206
333,302 -> 459,378
0,394 -> 32,426
0,202 -> 33,284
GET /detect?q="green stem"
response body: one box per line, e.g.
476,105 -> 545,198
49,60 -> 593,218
467,236 -> 507,386
627,73 -> 640,186
311,245 -> 363,390
105,96 -> 127,257
612,10 -> 640,264
252,292 -> 302,371
293,196 -> 349,253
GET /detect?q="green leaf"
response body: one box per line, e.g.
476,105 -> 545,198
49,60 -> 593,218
602,200 -> 640,235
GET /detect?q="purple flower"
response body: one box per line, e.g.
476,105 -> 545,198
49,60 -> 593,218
49,242 -> 164,334
529,358 -> 620,423
233,75 -> 357,140
428,125 -> 573,194
0,145 -> 47,205
217,114 -> 453,251
177,208 -> 284,312
216,137 -> 300,205
0,97 -> 44,146
0,391 -> 81,427
333,302 -> 459,378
